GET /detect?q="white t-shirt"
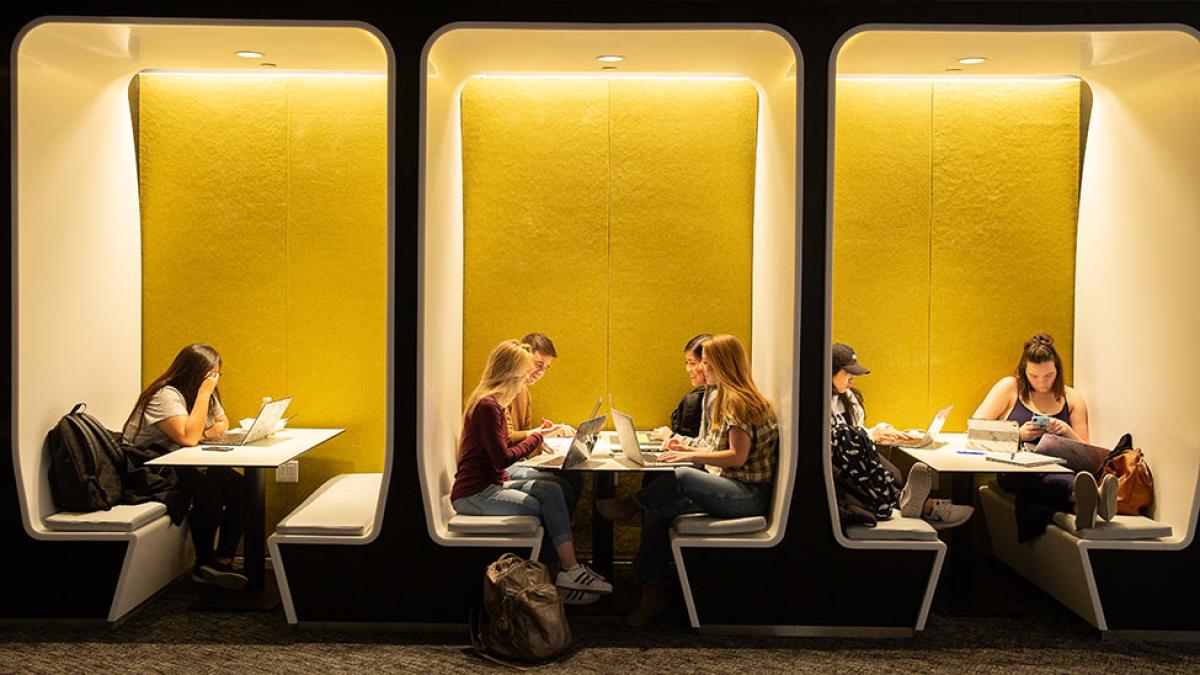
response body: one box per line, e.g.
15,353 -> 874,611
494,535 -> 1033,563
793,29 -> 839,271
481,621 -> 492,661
122,385 -> 223,452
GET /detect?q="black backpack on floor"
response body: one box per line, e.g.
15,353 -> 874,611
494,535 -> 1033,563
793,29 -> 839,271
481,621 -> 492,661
45,403 -> 126,512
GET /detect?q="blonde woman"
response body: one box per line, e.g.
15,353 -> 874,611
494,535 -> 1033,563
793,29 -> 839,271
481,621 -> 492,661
597,334 -> 778,626
451,339 -> 611,602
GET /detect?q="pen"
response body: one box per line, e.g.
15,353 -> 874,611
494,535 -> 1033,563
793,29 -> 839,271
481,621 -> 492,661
956,450 -> 985,455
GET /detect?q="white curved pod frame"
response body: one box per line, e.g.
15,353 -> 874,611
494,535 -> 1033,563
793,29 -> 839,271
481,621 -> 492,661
418,23 -> 802,549
12,18 -> 391,620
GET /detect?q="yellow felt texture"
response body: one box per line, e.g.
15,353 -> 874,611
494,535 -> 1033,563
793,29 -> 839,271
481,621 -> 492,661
929,80 -> 1078,430
462,78 -> 756,429
833,79 -> 1079,431
138,73 -> 387,528
832,80 -> 932,430
608,79 -> 757,426
461,78 -> 611,426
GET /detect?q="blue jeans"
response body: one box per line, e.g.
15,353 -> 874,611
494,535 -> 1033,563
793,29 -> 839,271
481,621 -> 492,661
507,466 -> 581,513
452,479 -> 573,566
634,467 -> 772,584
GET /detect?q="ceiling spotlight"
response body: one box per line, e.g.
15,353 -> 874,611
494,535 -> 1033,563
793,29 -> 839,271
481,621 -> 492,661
236,50 -> 264,59
601,66 -> 618,71
958,57 -> 986,65
597,55 -> 625,63
945,67 -> 963,72
260,63 -> 278,68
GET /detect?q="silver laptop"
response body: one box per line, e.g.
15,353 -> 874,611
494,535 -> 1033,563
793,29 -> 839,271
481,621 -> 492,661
611,408 -> 675,467
903,405 -> 953,448
528,414 -> 606,470
204,397 -> 292,446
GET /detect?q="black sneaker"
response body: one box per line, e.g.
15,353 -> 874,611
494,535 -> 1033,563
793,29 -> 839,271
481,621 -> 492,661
192,562 -> 248,590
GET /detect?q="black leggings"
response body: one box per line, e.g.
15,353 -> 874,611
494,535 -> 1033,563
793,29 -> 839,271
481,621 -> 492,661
175,467 -> 245,566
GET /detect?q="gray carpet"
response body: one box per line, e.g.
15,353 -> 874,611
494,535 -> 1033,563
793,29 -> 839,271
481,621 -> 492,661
3,567 -> 1199,674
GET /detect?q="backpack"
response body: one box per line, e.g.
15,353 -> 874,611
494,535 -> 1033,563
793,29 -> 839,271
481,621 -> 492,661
1100,433 -> 1154,516
45,403 -> 126,512
830,422 -> 900,522
471,553 -> 571,664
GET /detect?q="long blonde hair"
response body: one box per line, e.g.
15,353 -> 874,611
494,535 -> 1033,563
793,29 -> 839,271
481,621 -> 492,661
463,339 -> 534,429
705,334 -> 774,428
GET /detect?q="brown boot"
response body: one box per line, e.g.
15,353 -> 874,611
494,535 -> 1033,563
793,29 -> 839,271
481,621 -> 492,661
625,583 -> 666,627
596,496 -> 640,524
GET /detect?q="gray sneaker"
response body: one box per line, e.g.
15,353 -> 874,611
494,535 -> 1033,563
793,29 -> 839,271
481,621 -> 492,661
900,463 -> 933,519
923,499 -> 974,530
1074,471 -> 1099,530
193,563 -> 249,591
1098,473 -> 1119,521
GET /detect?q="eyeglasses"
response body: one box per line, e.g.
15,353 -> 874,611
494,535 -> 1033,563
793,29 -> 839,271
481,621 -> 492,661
532,360 -> 551,373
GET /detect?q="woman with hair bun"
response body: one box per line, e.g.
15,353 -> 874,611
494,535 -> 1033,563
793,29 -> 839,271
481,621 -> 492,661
973,332 -> 1089,443
973,333 -> 1109,541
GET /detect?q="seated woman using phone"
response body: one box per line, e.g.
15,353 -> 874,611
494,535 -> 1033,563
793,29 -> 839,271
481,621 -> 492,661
973,333 -> 1109,540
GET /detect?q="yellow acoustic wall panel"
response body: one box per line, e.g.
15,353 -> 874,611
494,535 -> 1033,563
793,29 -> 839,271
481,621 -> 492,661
832,80 -> 932,430
833,79 -> 1079,431
462,78 -> 757,430
461,79 -> 611,427
138,73 -> 387,528
929,80 -> 1079,430
608,79 -> 757,426
276,76 -> 388,524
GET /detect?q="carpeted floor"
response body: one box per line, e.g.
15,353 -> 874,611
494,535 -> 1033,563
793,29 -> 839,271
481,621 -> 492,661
3,564 -> 1199,674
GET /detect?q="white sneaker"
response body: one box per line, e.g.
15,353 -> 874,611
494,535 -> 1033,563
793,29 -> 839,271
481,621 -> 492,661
557,587 -> 601,605
900,463 -> 933,518
1075,471 -> 1099,530
1098,473 -> 1119,521
924,499 -> 974,530
556,564 -> 612,594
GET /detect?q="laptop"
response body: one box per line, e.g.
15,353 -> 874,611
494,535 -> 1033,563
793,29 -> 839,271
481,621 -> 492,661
966,418 -> 1020,453
902,405 -> 953,448
525,414 -> 606,470
611,408 -> 676,467
204,397 -> 292,446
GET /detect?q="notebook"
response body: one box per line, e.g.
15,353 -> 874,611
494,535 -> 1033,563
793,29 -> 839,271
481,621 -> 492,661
985,451 -> 1068,468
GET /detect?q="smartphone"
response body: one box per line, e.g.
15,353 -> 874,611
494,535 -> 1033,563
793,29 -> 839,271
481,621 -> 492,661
1031,414 -> 1050,427
202,445 -> 235,452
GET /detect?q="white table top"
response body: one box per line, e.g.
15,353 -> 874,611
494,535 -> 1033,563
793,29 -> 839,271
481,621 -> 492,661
518,432 -> 678,473
145,428 -> 345,468
893,432 -> 1071,474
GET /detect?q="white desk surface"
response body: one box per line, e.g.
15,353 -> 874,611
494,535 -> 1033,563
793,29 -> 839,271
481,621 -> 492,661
518,432 -> 679,473
893,432 -> 1071,475
145,428 -> 345,468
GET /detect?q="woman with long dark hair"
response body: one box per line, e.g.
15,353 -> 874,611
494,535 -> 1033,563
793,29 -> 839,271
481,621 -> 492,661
123,343 -> 247,590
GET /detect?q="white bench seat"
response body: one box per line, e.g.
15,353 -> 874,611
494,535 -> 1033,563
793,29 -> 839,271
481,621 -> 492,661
672,513 -> 768,535
45,502 -> 168,532
276,473 -> 382,537
447,514 -> 541,534
845,509 -> 938,541
1052,512 -> 1173,540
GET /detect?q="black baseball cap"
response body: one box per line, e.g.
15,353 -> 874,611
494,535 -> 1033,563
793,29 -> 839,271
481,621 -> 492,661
832,343 -> 870,375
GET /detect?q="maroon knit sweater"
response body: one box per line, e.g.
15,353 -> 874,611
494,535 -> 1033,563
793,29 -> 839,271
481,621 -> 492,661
451,397 -> 544,502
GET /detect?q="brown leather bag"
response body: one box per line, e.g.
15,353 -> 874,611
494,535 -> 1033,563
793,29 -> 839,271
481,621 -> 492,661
1100,446 -> 1154,516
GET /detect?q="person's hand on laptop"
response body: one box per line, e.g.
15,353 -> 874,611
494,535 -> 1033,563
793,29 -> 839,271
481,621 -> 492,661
657,439 -> 697,463
872,426 -> 915,446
